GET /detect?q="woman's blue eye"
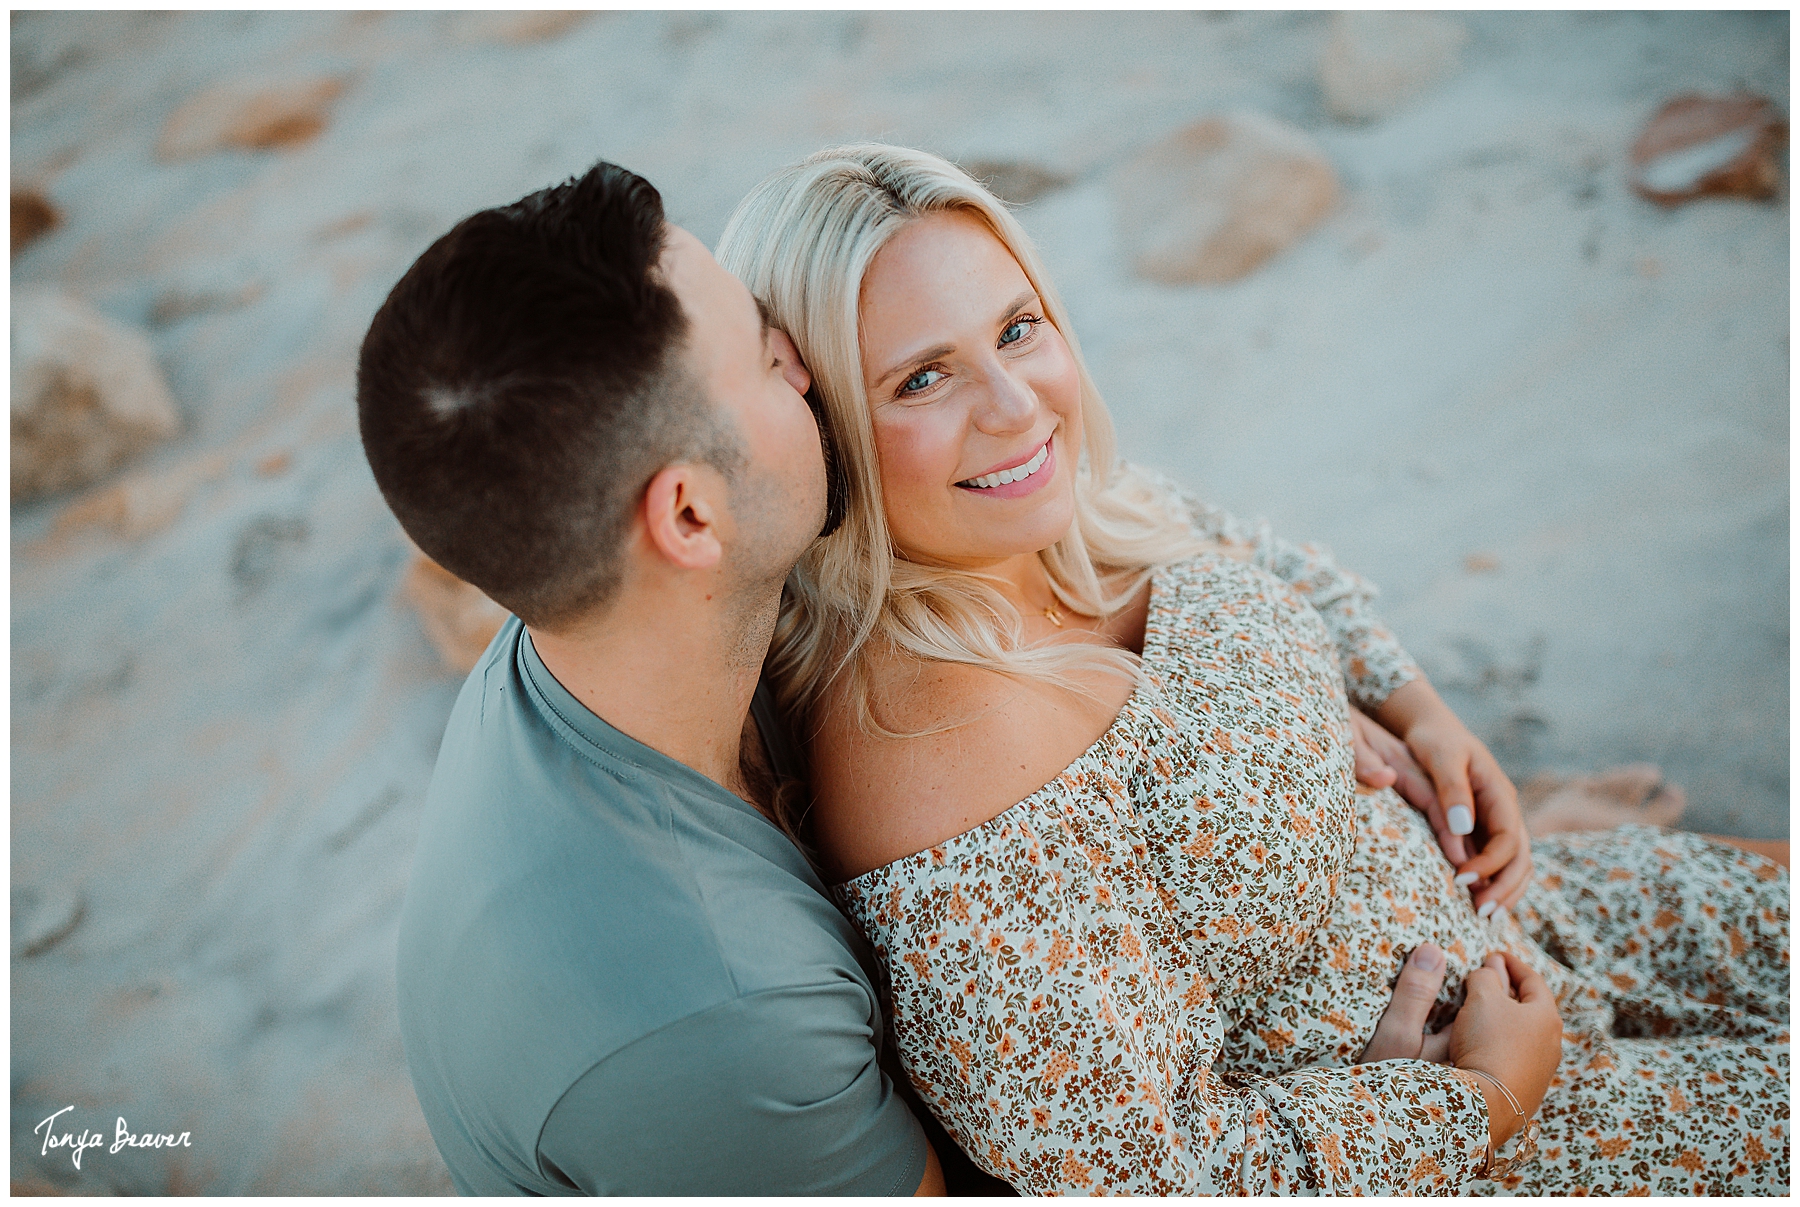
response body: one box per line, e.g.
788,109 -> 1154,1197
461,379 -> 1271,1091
901,369 -> 942,394
999,317 -> 1038,347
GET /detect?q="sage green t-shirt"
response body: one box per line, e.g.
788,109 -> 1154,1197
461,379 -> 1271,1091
396,618 -> 928,1195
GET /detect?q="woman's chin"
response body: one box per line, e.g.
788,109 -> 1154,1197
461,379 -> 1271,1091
901,505 -> 1077,568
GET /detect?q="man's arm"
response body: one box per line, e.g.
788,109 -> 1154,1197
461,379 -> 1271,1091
914,1145 -> 945,1196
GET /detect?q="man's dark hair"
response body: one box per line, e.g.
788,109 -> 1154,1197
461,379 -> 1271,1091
357,161 -> 736,630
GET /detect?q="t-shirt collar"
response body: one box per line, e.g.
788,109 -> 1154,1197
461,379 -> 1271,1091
516,623 -> 759,814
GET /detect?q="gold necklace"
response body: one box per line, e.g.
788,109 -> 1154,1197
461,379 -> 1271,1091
1043,603 -> 1064,627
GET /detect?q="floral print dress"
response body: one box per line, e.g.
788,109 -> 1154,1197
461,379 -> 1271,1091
835,511 -> 1789,1196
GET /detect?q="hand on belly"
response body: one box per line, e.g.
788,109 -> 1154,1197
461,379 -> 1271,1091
1215,788 -> 1551,1076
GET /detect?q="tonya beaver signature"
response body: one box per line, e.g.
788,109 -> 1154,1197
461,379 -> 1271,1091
34,1105 -> 192,1170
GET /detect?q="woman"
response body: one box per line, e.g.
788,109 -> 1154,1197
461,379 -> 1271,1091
715,144 -> 1789,1195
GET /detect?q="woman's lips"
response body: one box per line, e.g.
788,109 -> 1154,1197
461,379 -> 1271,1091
955,436 -> 1055,499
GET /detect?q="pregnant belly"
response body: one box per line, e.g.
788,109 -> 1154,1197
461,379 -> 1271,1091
1213,787 -> 1565,1077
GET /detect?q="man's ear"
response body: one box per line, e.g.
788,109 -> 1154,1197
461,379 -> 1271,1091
641,464 -> 725,571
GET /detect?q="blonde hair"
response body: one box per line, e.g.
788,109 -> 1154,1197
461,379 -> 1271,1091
716,143 -> 1206,739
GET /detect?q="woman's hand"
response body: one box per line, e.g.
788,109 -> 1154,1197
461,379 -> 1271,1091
1358,943 -> 1453,1064
1373,680 -> 1533,914
1447,952 -> 1563,1151
1349,707 -> 1468,864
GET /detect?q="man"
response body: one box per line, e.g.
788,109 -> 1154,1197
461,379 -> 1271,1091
360,161 -> 1454,1195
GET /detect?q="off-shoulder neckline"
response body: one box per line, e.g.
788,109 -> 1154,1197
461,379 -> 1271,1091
833,560 -> 1183,892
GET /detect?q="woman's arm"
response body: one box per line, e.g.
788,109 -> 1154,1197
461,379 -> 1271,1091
1167,483 -> 1532,901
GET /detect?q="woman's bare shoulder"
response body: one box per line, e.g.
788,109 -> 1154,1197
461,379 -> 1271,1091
808,651 -> 1125,883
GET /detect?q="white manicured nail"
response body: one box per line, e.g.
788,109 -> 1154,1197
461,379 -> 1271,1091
1455,871 -> 1479,887
1477,900 -> 1497,919
1447,805 -> 1474,835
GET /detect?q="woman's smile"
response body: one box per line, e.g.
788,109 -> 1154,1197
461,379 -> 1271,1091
956,433 -> 1056,497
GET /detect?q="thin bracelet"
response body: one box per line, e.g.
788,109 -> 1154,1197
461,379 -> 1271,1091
1460,1066 -> 1524,1120
1460,1067 -> 1537,1181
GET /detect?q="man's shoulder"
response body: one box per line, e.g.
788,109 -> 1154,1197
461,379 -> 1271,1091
396,619 -> 888,1193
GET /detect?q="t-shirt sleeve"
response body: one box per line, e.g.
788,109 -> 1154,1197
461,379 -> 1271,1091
534,983 -> 930,1196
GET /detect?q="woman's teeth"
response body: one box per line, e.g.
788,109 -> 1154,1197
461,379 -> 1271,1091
961,442 -> 1049,489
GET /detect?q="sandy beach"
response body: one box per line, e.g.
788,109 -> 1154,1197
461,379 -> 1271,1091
10,10 -> 1787,1193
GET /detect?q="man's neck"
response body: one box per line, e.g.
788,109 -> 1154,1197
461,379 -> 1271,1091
527,578 -> 780,797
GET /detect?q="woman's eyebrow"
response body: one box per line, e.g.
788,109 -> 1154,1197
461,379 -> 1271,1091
874,290 -> 1043,385
996,289 -> 1039,325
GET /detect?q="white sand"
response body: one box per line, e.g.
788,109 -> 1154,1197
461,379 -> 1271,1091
10,11 -> 1787,1193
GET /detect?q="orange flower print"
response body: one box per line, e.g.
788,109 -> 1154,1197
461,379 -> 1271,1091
946,885 -> 970,923
1183,830 -> 1216,860
1259,1027 -> 1295,1055
1040,1050 -> 1076,1090
1409,1155 -> 1444,1184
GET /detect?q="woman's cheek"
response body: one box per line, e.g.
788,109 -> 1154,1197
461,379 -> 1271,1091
1042,337 -> 1083,423
874,414 -> 958,525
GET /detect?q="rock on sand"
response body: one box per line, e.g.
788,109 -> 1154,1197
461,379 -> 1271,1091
12,288 -> 181,502
1630,94 -> 1788,205
1319,11 -> 1469,123
157,76 -> 348,160
403,552 -> 511,675
1111,113 -> 1338,285
12,188 -> 60,255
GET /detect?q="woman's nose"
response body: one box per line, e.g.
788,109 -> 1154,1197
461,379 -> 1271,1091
972,362 -> 1037,433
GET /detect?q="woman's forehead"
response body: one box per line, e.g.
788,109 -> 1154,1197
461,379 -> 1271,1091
860,211 -> 1030,339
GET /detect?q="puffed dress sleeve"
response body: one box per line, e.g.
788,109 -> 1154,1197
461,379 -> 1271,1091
1152,473 -> 1421,710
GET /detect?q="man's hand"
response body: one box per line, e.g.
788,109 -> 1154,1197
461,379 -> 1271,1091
1358,943 -> 1453,1064
1372,680 -> 1533,915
